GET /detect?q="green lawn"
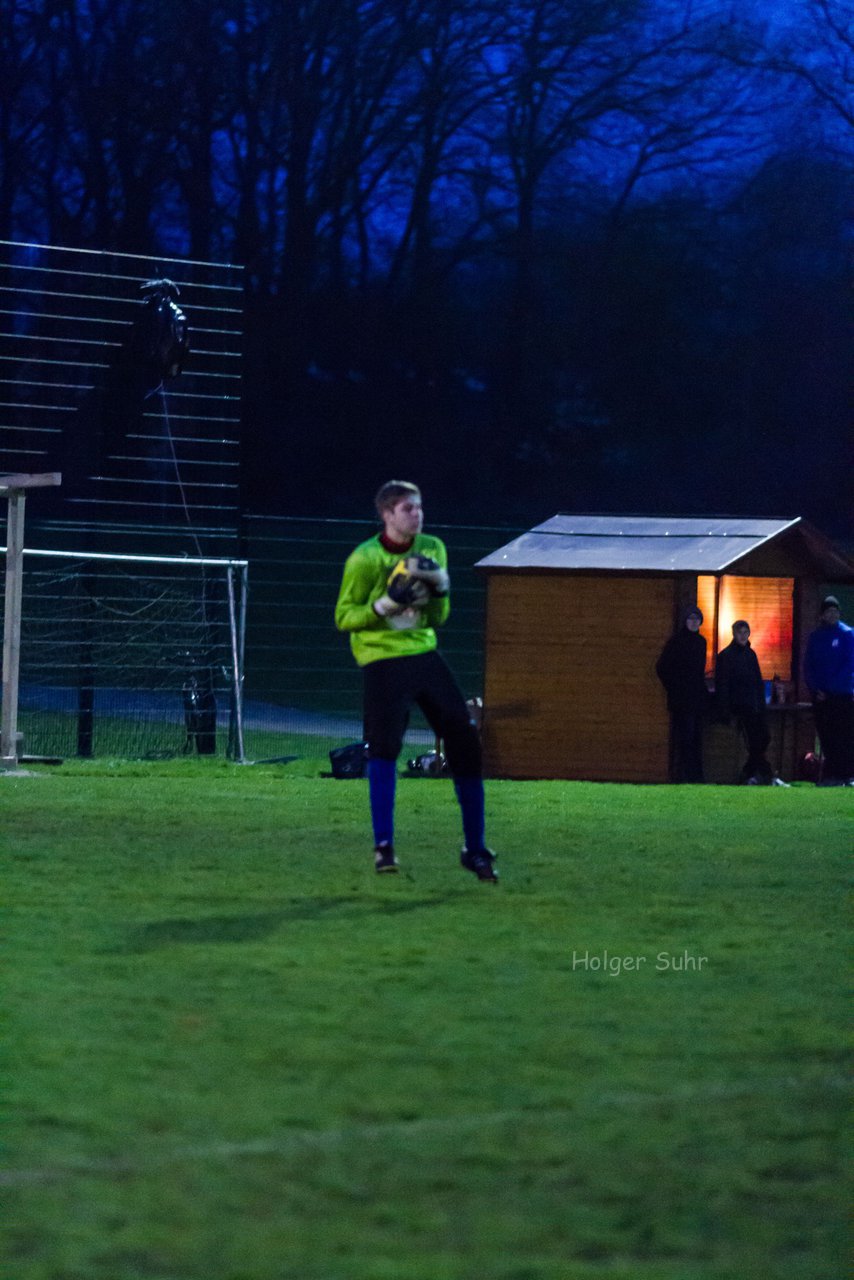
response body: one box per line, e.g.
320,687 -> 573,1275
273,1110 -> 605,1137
2,761 -> 850,1280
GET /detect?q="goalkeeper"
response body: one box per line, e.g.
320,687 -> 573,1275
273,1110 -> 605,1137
335,480 -> 497,881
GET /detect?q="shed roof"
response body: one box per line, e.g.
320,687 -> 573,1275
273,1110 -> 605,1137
476,515 -> 854,577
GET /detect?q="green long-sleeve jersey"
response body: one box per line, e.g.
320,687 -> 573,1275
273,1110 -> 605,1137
334,533 -> 451,667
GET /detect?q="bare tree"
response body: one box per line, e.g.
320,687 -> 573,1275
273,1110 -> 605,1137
0,2 -> 46,235
457,0 -> 780,490
757,0 -> 853,129
22,0 -> 182,250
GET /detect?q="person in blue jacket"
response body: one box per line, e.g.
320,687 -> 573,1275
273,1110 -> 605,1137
803,595 -> 854,785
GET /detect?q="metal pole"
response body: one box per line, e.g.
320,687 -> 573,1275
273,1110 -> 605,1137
238,564 -> 248,754
76,567 -> 96,758
239,563 -> 248,686
226,564 -> 246,764
1,490 -> 26,768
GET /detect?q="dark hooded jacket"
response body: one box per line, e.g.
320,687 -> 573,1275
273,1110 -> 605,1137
656,618 -> 709,714
715,638 -> 765,717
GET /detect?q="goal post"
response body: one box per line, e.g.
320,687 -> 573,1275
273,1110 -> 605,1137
1,472 -> 62,769
1,538 -> 248,765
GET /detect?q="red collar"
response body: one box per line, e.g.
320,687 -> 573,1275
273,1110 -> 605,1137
380,533 -> 414,554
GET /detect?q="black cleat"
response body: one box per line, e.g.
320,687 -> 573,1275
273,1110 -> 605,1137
374,844 -> 399,873
461,847 -> 498,882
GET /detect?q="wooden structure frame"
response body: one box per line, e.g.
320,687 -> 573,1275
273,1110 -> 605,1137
1,472 -> 61,768
476,515 -> 854,783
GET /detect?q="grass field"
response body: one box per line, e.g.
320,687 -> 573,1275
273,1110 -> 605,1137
3,759 -> 850,1280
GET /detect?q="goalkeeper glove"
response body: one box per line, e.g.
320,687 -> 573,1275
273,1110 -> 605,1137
373,586 -> 429,618
405,554 -> 450,597
373,593 -> 402,618
372,596 -> 424,630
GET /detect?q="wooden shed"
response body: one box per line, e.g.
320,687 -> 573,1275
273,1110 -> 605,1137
475,515 -> 854,783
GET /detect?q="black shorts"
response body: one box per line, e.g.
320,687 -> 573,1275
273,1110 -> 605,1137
363,650 -> 481,776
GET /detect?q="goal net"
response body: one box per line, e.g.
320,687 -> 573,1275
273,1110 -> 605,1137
4,548 -> 247,761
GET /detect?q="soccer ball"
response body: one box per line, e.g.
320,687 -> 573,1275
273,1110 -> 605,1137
386,559 -> 424,606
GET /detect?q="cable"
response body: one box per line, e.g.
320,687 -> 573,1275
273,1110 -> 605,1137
154,382 -> 205,563
154,384 -> 215,669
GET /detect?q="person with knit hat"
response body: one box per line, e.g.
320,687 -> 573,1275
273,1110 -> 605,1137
655,604 -> 710,783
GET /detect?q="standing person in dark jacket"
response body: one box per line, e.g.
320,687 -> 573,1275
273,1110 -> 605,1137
715,620 -> 772,784
803,595 -> 854,785
656,604 -> 709,783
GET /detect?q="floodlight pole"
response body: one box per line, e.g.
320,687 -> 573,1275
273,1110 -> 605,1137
1,473 -> 61,769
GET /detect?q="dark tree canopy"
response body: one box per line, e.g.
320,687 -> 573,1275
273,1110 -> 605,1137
1,0 -> 851,533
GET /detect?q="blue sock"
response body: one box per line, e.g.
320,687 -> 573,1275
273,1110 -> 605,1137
368,757 -> 397,847
454,775 -> 485,852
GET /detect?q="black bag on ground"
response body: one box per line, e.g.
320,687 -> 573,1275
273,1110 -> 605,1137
329,742 -> 368,778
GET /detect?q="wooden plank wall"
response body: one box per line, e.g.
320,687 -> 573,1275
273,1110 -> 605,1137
482,573 -> 674,782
